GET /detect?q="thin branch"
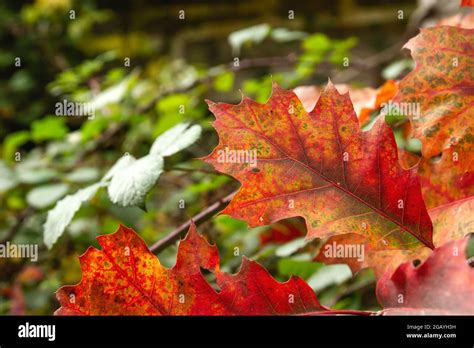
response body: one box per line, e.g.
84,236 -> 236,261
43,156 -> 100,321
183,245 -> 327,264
300,309 -> 374,316
325,277 -> 375,308
138,54 -> 297,114
75,122 -> 123,163
73,55 -> 296,165
332,42 -> 403,83
149,191 -> 236,253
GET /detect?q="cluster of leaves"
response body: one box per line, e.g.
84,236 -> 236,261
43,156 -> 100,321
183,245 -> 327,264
56,224 -> 473,315
1,1 -> 472,316
0,1 -> 361,314
56,12 -> 473,315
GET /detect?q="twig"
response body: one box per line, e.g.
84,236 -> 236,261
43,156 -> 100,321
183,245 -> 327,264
300,309 -> 374,316
74,54 -> 297,165
332,43 -> 403,83
75,122 -> 123,163
326,277 -> 375,308
149,191 -> 236,253
138,54 -> 297,114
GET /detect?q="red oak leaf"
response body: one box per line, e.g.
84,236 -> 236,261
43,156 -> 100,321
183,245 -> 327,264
293,80 -> 398,127
259,218 -> 306,246
205,82 -> 433,250
314,196 -> 474,277
437,12 -> 474,29
377,237 -> 474,315
55,224 -> 325,315
399,145 -> 474,209
393,26 -> 474,158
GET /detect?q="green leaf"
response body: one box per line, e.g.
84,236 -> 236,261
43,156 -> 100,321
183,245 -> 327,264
382,59 -> 415,80
9,70 -> 35,92
406,138 -> 422,153
2,131 -> 30,161
43,182 -> 103,249
31,117 -> 68,142
228,24 -> 271,54
213,71 -> 234,92
26,183 -> 69,209
80,117 -> 109,142
302,33 -> 331,53
102,154 -> 136,182
156,94 -> 191,114
275,237 -> 308,257
65,167 -> 100,183
329,37 -> 358,65
278,257 -> 322,280
107,155 -> 164,208
308,264 -> 353,292
150,122 -> 201,157
0,161 -> 18,193
89,72 -> 136,110
153,94 -> 192,136
16,166 -> 58,184
271,28 -> 307,42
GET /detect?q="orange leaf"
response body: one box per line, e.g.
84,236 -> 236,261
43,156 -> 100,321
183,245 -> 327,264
360,80 -> 399,125
393,26 -> 474,158
205,82 -> 433,250
293,84 -> 379,126
399,145 -> 474,209
55,224 -> 325,315
437,12 -> 474,29
259,218 -> 306,246
314,196 -> 474,277
294,81 -> 398,127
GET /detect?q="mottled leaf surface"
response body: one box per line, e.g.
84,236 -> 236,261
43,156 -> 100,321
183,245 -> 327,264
393,26 -> 474,158
55,224 -> 324,315
315,197 -> 474,277
398,145 -> 474,209
205,82 -> 433,250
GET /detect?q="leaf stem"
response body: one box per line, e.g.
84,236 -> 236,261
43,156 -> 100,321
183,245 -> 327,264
301,309 -> 375,316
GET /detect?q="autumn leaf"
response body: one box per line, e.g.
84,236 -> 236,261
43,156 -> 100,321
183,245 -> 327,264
393,26 -> 474,158
398,145 -> 474,209
55,224 -> 325,315
205,82 -> 433,250
259,218 -> 306,246
293,84 -> 377,124
436,12 -> 474,29
461,0 -> 474,8
314,196 -> 474,277
359,80 -> 398,126
293,81 -> 398,127
377,237 -> 474,315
